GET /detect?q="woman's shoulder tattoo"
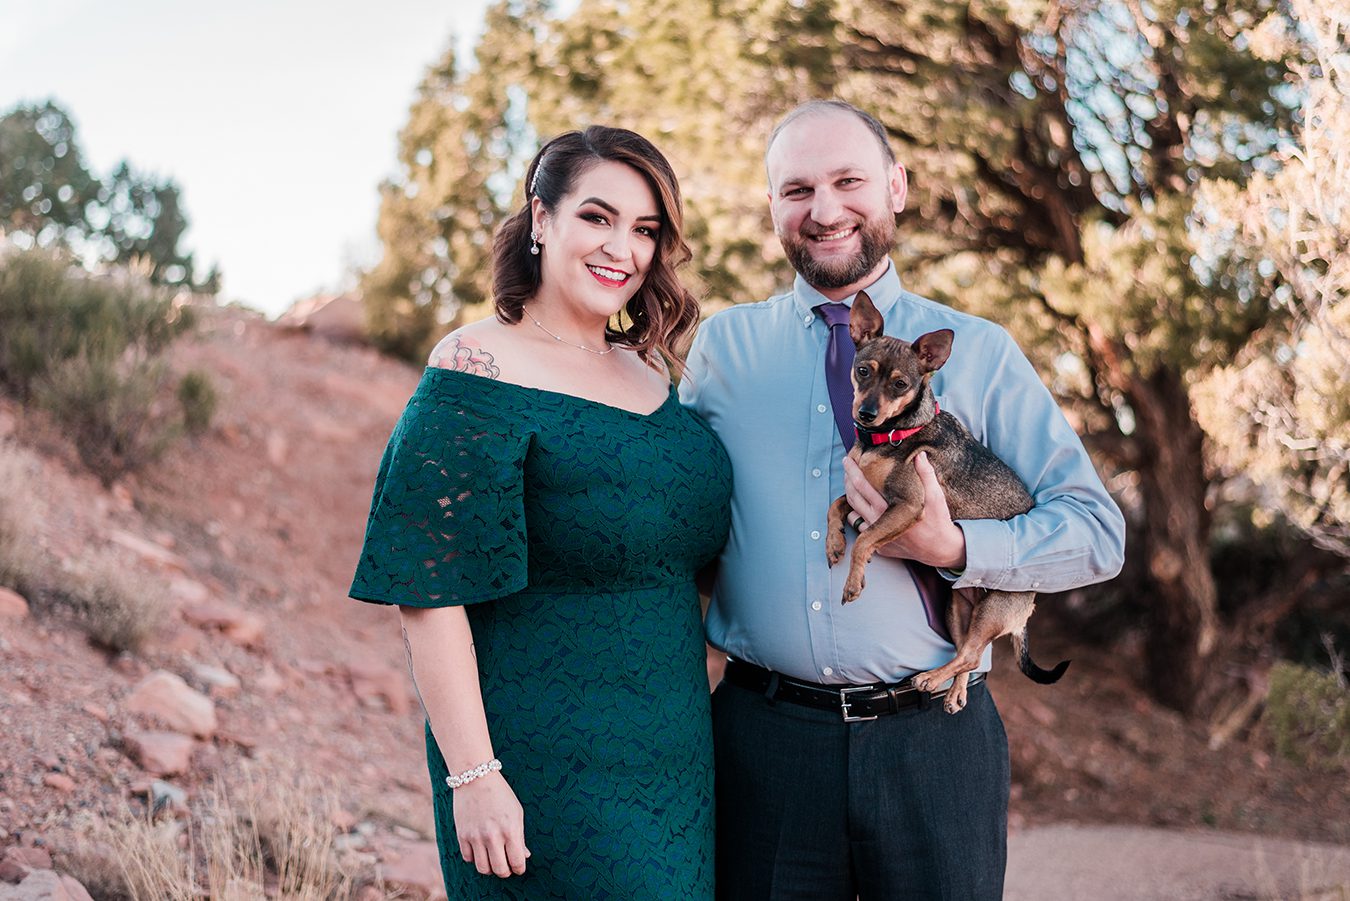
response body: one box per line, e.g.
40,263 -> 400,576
429,335 -> 501,379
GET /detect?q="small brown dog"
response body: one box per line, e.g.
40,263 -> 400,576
825,291 -> 1068,713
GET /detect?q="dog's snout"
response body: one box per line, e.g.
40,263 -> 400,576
856,406 -> 878,424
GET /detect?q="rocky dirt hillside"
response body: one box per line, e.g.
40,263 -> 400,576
0,303 -> 1346,898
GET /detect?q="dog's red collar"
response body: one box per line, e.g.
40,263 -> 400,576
855,403 -> 938,446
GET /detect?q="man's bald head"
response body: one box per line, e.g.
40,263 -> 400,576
765,100 -> 896,174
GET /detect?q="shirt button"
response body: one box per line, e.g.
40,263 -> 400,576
972,578 -> 983,586
810,530 -> 821,540
811,601 -> 822,611
817,404 -> 828,413
822,666 -> 834,676
1032,581 -> 1041,589
812,468 -> 822,478
803,314 -> 813,326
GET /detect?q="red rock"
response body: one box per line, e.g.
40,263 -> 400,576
180,602 -> 265,648
0,587 -> 29,620
108,529 -> 187,572
0,847 -> 53,882
124,730 -> 195,776
168,577 -> 210,605
348,662 -> 411,716
80,704 -> 108,723
380,840 -> 447,901
59,875 -> 95,901
41,773 -> 75,793
3,869 -> 94,900
124,671 -> 217,739
252,664 -> 285,696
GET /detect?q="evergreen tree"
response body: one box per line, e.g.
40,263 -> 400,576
0,101 -> 100,245
0,100 -> 215,293
368,0 -> 1340,713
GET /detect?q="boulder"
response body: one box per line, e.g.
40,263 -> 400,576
180,602 -> 265,648
123,730 -> 194,776
125,671 -> 217,738
40,774 -> 74,793
348,662 -> 411,716
0,869 -> 93,901
379,840 -> 447,901
0,587 -> 29,620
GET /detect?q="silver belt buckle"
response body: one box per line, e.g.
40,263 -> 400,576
839,685 -> 878,723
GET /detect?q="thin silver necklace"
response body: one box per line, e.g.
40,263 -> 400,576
524,306 -> 615,355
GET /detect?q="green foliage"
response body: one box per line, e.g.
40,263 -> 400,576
0,100 -> 217,293
0,250 -> 199,484
177,369 -> 217,435
0,250 -> 189,397
1265,660 -> 1350,770
0,100 -> 100,243
34,352 -> 180,485
1192,0 -> 1350,556
0,445 -> 41,595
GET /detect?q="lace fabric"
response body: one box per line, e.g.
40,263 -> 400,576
349,366 -> 732,899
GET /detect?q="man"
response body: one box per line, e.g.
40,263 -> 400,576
679,100 -> 1125,899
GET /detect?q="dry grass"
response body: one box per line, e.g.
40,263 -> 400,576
63,555 -> 169,654
63,765 -> 375,900
0,443 -> 43,593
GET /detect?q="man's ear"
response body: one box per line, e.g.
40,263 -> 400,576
890,164 -> 908,215
849,291 -> 885,346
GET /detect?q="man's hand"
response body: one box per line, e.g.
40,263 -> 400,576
842,452 -> 968,571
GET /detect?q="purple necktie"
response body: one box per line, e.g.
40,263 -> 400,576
815,301 -> 857,450
816,297 -> 953,641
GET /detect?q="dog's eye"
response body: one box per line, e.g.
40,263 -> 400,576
855,366 -> 870,379
893,380 -> 909,392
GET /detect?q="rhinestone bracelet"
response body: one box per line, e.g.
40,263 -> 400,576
446,758 -> 502,790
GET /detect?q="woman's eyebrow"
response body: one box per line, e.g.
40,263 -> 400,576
577,196 -> 661,222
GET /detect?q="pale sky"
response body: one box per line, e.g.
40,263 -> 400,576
0,0 -> 501,317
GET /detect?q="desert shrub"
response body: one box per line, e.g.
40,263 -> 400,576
177,369 -> 217,435
33,351 -> 180,484
0,444 -> 43,595
64,766 -> 367,900
0,249 -> 190,397
1265,659 -> 1350,771
63,556 -> 168,653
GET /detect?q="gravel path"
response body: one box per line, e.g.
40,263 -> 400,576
1007,825 -> 1350,900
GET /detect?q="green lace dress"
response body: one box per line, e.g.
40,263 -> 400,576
349,367 -> 732,900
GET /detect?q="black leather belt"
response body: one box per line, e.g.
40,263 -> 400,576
723,657 -> 984,722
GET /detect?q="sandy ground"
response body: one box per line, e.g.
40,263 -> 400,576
1007,825 -> 1350,900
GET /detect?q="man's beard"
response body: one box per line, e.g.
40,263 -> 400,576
781,215 -> 895,291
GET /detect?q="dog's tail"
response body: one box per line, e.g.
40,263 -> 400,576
1013,628 -> 1070,685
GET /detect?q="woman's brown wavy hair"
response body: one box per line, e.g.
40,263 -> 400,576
491,126 -> 700,371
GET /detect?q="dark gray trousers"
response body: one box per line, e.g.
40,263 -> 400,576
712,677 -> 1009,901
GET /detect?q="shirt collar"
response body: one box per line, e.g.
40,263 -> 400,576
791,259 -> 904,324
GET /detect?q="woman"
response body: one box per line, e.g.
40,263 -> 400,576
349,126 -> 731,899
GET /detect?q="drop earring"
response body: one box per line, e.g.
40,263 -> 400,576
529,232 -> 540,255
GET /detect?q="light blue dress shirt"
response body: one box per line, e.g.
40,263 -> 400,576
680,261 -> 1126,685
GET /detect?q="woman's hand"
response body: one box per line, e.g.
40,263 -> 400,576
454,772 -> 531,878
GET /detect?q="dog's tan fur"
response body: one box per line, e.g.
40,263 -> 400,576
825,291 -> 1069,713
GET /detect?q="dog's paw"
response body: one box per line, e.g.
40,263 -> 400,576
825,530 -> 845,567
841,572 -> 865,604
944,686 -> 968,715
911,670 -> 940,693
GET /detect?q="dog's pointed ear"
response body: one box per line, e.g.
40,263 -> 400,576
848,291 -> 884,346
912,329 -> 953,372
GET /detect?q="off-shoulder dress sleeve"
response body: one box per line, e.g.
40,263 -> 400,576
349,370 -> 531,607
